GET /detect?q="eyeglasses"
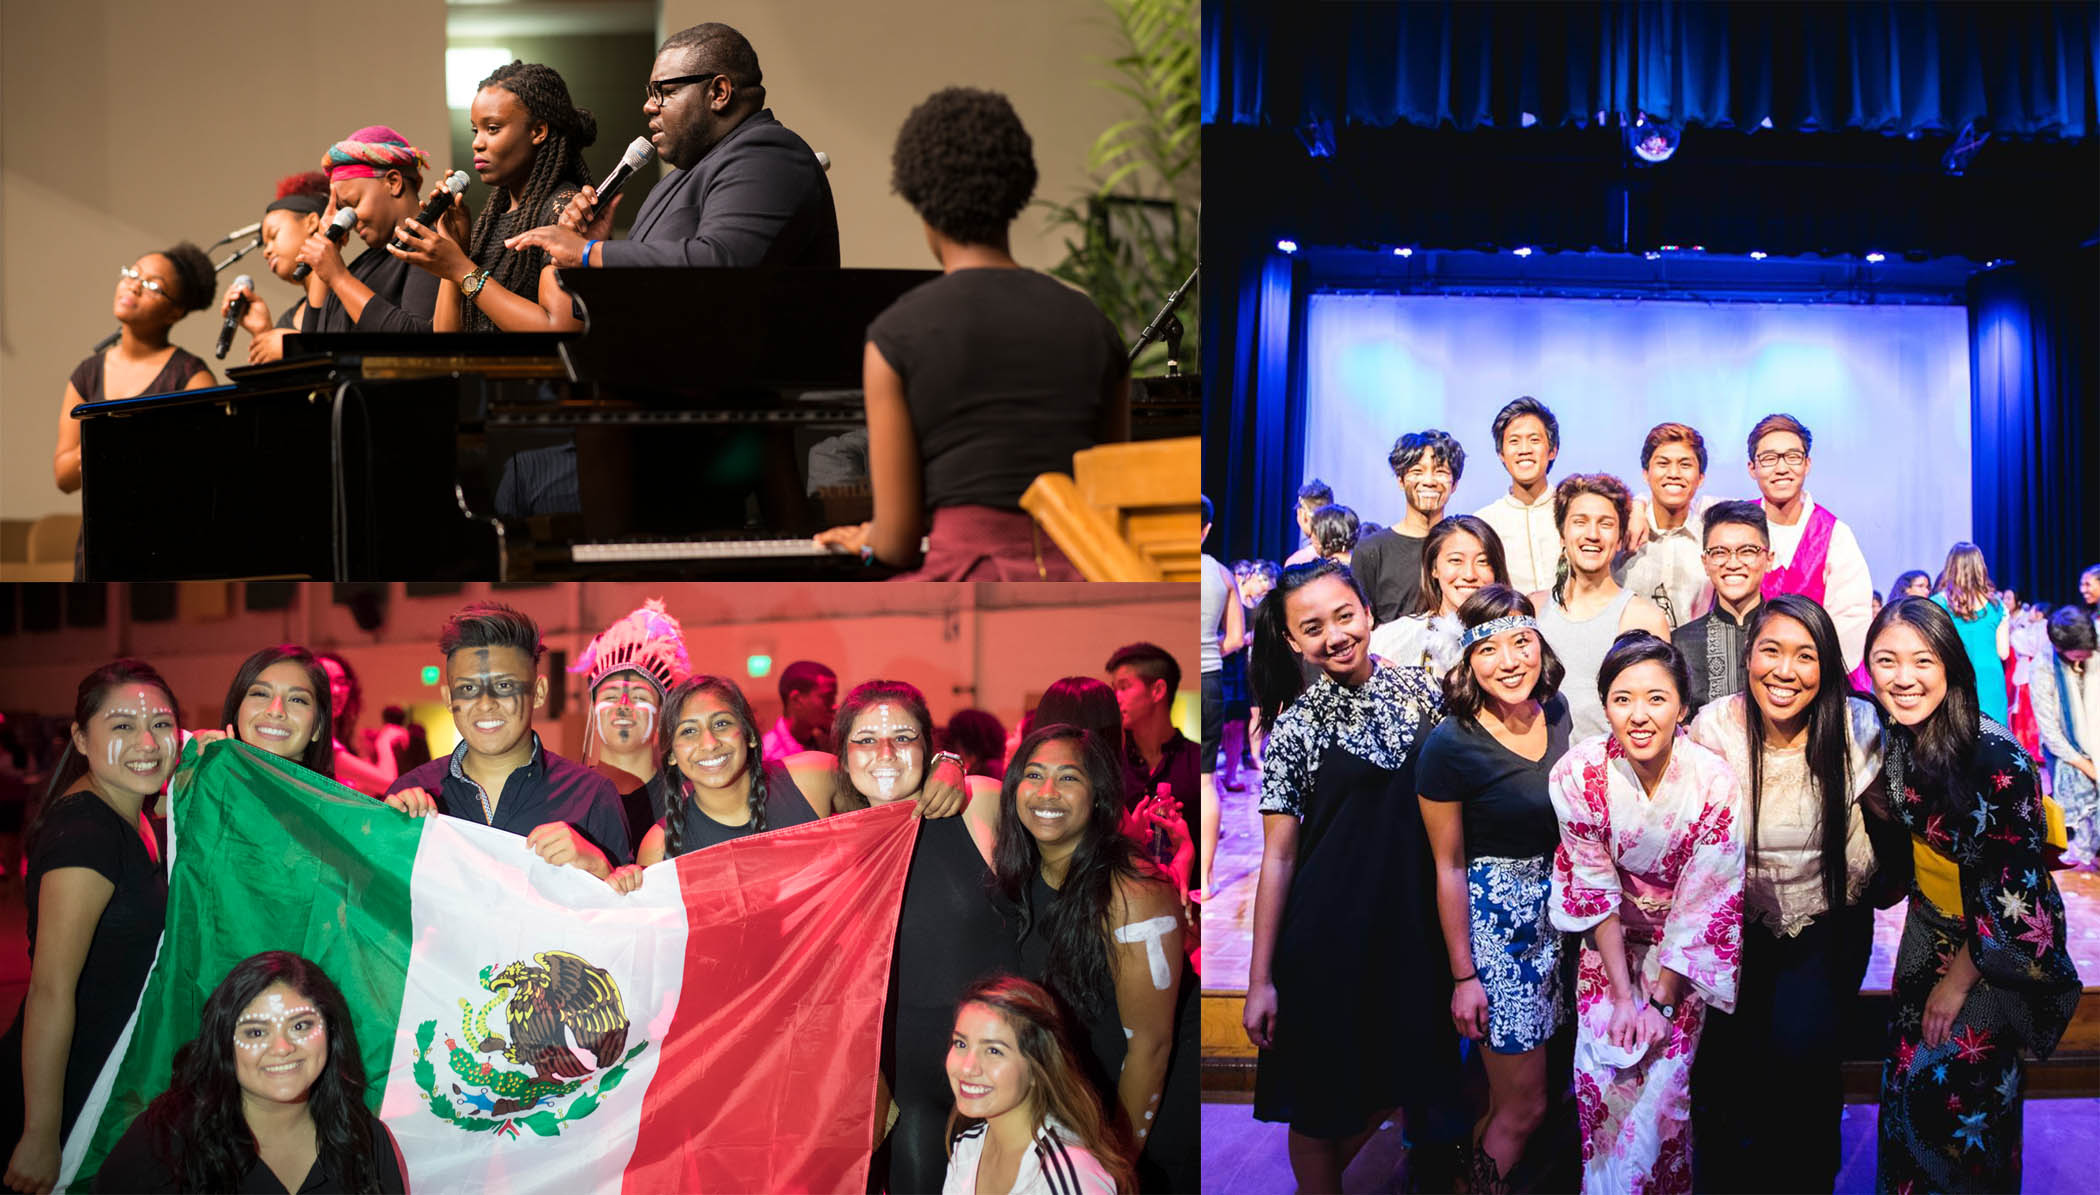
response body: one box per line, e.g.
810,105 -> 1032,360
1703,546 -> 1770,564
117,265 -> 169,297
646,72 -> 724,105
1752,450 -> 1808,469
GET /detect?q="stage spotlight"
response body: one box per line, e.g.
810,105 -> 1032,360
1749,251 -> 1769,260
1276,239 -> 1298,254
1644,251 -> 1662,261
1393,247 -> 1413,257
1865,252 -> 1886,263
1627,115 -> 1680,165
1512,246 -> 1533,258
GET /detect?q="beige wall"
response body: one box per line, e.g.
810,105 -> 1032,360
0,0 -> 450,526
657,0 -> 1130,272
0,582 -> 1195,761
0,0 -> 1136,527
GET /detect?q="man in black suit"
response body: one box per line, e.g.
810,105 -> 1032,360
510,23 -> 841,269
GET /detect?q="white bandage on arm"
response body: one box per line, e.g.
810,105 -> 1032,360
1113,915 -> 1180,990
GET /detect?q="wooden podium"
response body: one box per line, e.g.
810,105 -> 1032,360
1020,436 -> 1200,581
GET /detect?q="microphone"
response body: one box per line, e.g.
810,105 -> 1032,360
389,169 -> 472,252
211,221 -> 263,247
815,151 -> 831,172
216,274 -> 254,360
587,137 -> 655,214
293,208 -> 357,280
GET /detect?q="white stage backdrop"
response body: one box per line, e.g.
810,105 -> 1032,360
1303,293 -> 1974,593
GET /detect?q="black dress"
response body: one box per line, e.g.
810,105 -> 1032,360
881,816 -> 1020,1194
0,793 -> 167,1145
658,762 -> 819,853
1252,662 -> 1459,1139
1017,873 -> 1199,1194
92,1107 -> 406,1192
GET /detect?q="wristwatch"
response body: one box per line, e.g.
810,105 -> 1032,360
930,750 -> 963,773
1648,995 -> 1678,1022
460,268 -> 492,301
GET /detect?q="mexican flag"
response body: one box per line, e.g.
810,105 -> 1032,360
57,739 -> 918,1192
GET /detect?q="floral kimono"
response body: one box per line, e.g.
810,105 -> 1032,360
1547,732 -> 1745,1195
1877,719 -> 2081,1193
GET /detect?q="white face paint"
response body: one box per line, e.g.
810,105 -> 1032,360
232,982 -> 329,1104
82,684 -> 178,797
231,990 -> 325,1054
593,674 -> 660,751
1113,914 -> 1180,991
845,701 -> 924,804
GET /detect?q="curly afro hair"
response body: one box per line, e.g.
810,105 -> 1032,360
157,242 -> 216,313
890,87 -> 1036,248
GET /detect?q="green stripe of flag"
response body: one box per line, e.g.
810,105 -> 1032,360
69,740 -> 426,1184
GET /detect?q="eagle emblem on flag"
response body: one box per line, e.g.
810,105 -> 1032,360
408,951 -> 650,1138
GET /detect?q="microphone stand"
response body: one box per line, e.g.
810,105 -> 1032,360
90,234 -> 264,355
1127,263 -> 1198,376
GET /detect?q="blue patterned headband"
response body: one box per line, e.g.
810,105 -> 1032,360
1460,614 -> 1538,649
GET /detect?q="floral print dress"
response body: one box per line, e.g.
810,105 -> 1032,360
1547,731 -> 1745,1195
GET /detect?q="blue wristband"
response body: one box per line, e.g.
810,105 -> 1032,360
586,239 -> 601,267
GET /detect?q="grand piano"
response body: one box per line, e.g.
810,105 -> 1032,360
70,268 -> 1199,580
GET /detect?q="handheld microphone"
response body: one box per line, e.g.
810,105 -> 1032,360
293,208 -> 357,280
815,151 -> 831,172
588,137 -> 655,213
389,169 -> 472,252
216,274 -> 254,360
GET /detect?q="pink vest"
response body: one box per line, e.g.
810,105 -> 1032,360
1761,502 -> 1836,604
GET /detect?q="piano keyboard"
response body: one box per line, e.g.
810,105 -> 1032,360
568,537 -> 930,564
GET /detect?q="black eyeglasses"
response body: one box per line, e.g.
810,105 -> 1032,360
646,72 -> 724,105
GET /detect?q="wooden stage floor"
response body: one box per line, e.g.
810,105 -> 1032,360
1201,768 -> 2100,1096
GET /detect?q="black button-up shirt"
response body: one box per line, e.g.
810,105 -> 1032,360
1126,728 -> 1201,863
1673,600 -> 1762,716
388,733 -> 632,864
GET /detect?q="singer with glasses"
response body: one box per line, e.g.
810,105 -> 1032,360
505,22 -> 839,270
295,126 -> 441,335
390,61 -> 599,333
214,172 -> 330,365
812,87 -> 1129,578
55,244 -> 217,576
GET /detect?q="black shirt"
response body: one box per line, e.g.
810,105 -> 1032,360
865,268 -> 1126,511
387,733 -> 630,865
621,771 -> 671,859
305,243 -> 440,335
1351,527 -> 1427,623
1126,729 -> 1201,866
1414,695 -> 1572,860
1673,600 -> 1760,716
93,1108 -> 407,1193
1,792 -> 166,1140
69,347 -> 212,402
659,761 -> 820,853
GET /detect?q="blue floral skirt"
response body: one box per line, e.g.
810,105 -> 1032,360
1467,853 -> 1567,1054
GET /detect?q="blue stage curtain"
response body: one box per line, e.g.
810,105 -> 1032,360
1204,0 -> 2099,140
1202,248 -> 1304,565
1967,246 -> 2100,604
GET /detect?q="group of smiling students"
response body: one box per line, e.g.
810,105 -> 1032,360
1242,524 -> 2080,1193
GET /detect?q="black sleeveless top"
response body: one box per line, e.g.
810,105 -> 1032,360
893,816 -> 1019,1010
658,761 -> 818,853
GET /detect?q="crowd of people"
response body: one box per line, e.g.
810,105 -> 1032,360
56,22 -> 1130,581
0,599 -> 1204,1194
1198,396 -> 2098,1193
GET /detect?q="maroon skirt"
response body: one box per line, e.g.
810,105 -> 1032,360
887,505 -> 1083,582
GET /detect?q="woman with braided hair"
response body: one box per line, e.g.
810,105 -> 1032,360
391,60 -> 596,333
608,674 -> 970,870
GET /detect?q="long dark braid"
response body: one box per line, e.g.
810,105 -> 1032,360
463,61 -> 596,330
655,675 -> 771,859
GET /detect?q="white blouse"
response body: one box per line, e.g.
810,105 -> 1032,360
1688,694 -> 1882,936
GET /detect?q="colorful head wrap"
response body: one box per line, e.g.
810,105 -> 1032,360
570,599 -> 691,696
1459,614 -> 1540,649
321,126 -> 430,182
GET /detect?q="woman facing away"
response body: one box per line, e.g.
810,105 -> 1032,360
814,87 -> 1128,579
1866,597 -> 2080,1193
1547,631 -> 1744,1195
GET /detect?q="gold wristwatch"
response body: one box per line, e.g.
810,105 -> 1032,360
460,268 -> 492,301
